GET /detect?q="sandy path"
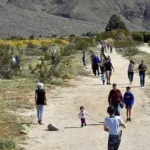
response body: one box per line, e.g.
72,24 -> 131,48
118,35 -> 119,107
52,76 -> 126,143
25,51 -> 150,150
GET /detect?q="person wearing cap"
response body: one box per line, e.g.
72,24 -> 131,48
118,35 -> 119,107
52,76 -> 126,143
108,84 -> 124,116
35,82 -> 47,125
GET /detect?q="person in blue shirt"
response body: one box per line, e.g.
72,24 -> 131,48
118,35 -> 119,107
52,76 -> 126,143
124,86 -> 134,122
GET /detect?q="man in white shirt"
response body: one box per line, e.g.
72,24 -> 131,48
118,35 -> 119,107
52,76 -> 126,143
104,106 -> 126,150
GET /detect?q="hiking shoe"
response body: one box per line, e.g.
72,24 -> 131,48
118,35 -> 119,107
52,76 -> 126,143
85,123 -> 86,126
81,125 -> 83,127
109,83 -> 111,85
126,118 -> 129,121
129,118 -> 131,121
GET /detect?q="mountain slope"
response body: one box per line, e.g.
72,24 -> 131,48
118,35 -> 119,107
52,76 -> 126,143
0,0 -> 149,37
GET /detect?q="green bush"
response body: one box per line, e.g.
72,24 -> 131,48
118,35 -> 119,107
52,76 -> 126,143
96,29 -> 131,42
40,45 -> 49,52
123,47 -> 140,56
0,139 -> 16,150
114,40 -> 135,48
141,32 -> 150,42
132,32 -> 144,42
106,14 -> 127,31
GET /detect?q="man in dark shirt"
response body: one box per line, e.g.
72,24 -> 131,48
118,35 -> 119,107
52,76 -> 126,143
105,58 -> 114,85
108,84 -> 124,116
138,60 -> 147,87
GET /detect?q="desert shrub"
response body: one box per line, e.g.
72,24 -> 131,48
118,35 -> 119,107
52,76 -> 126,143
70,34 -> 75,37
0,139 -> 16,150
52,34 -> 57,38
106,14 -> 127,31
40,45 -> 49,52
0,45 -> 23,78
96,29 -> 131,42
29,35 -> 34,40
27,41 -> 37,48
29,44 -> 86,81
114,40 -> 135,48
132,32 -> 144,42
25,48 -> 42,56
140,32 -> 150,42
123,47 -> 140,56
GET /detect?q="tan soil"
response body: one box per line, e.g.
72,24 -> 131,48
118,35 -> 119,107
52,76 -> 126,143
25,50 -> 150,150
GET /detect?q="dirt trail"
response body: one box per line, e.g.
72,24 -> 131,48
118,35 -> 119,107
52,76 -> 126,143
138,43 -> 150,53
25,51 -> 150,150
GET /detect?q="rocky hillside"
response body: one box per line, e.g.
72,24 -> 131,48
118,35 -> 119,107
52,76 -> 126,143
0,0 -> 149,37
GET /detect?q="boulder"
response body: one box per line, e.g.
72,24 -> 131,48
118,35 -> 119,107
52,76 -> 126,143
47,124 -> 58,131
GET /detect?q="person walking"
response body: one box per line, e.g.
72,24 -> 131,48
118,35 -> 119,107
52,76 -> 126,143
35,82 -> 47,125
92,54 -> 100,76
104,106 -> 126,150
108,84 -> 124,116
100,55 -> 105,74
124,86 -> 134,121
128,60 -> 135,84
78,106 -> 90,127
138,60 -> 147,87
82,50 -> 86,66
105,58 -> 114,85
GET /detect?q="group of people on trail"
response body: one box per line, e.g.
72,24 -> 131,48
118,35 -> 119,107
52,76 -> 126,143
128,59 -> 147,87
90,52 -> 114,85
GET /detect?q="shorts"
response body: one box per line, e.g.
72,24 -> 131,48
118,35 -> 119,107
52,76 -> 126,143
106,71 -> 112,77
126,105 -> 132,109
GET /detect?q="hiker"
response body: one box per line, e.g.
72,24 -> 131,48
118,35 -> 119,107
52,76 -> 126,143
100,55 -> 105,74
104,58 -> 114,85
92,54 -> 100,76
128,60 -> 135,84
124,86 -> 134,121
78,106 -> 90,127
35,82 -> 47,125
52,50 -> 56,65
138,60 -> 147,87
104,106 -> 126,150
108,83 -> 124,116
82,50 -> 86,66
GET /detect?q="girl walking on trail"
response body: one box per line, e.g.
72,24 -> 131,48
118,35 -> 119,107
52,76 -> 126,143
78,106 -> 90,127
124,87 -> 134,121
104,58 -> 114,85
128,60 -> 135,84
35,82 -> 47,125
104,106 -> 126,150
101,73 -> 106,85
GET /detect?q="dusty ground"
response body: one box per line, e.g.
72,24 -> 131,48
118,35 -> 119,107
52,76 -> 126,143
25,49 -> 150,150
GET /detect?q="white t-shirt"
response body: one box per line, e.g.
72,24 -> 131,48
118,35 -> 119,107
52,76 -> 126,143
78,111 -> 90,118
104,116 -> 124,135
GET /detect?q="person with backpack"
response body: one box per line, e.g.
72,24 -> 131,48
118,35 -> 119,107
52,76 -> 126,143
124,86 -> 134,121
92,54 -> 100,76
128,60 -> 135,84
104,58 -> 114,85
108,84 -> 124,116
104,106 -> 126,150
138,60 -> 147,87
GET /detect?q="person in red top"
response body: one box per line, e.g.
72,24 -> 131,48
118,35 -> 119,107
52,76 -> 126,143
108,83 -> 124,116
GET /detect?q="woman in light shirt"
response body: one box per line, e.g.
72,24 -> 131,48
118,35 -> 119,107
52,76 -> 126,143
128,60 -> 135,84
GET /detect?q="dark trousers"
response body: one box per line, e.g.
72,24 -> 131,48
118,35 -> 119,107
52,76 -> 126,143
108,135 -> 121,150
100,66 -> 105,74
93,63 -> 100,76
128,72 -> 134,82
81,118 -> 86,126
139,72 -> 146,86
82,57 -> 86,66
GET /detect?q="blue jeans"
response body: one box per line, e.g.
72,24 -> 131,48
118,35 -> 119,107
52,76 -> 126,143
139,72 -> 145,86
128,72 -> 134,83
36,105 -> 44,121
113,104 -> 121,116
